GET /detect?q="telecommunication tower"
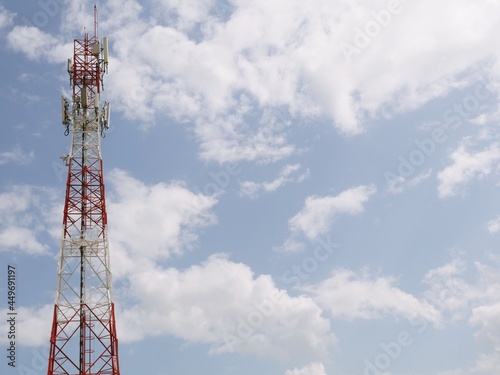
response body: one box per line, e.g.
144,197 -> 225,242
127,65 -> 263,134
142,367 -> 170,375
47,6 -> 120,375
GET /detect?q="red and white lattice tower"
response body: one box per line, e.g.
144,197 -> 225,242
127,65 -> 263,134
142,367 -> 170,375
47,6 -> 120,375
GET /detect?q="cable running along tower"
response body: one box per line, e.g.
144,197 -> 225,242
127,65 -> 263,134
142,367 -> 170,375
47,7 -> 120,375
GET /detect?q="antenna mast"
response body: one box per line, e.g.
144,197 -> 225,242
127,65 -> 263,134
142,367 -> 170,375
48,5 -> 118,375
94,5 -> 98,38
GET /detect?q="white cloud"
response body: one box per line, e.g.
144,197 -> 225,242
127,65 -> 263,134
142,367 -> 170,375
276,184 -> 375,253
0,144 -> 34,166
0,185 -> 60,255
195,106 -> 297,163
288,184 -> 376,241
117,254 -> 335,362
240,163 -> 309,198
2,172 -> 335,362
0,305 -> 53,347
437,144 -> 500,198
0,5 -> 14,29
5,2 -> 500,373
439,302 -> 500,374
422,257 -> 473,320
7,26 -> 56,60
304,268 -> 442,324
107,169 -> 218,278
435,339 -> 500,375
276,237 -> 306,254
284,362 -> 327,375
0,227 -> 47,254
11,1 -> 500,163
151,0 -> 213,31
421,254 -> 500,374
0,169 -> 220,349
7,25 -> 72,62
470,303 -> 500,349
422,253 -> 500,325
487,216 -> 500,234
387,169 -> 432,194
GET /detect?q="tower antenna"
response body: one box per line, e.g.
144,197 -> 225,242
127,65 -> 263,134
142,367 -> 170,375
48,6 -> 119,375
94,4 -> 98,38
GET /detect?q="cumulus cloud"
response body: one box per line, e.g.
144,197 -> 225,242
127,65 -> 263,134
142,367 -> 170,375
470,303 -> 500,349
0,5 -> 14,29
0,144 -> 34,166
437,144 -> 500,198
5,166 -> 334,362
106,169 -> 218,277
387,169 -> 432,194
0,185 -> 60,255
0,305 -> 53,347
487,216 -> 500,234
420,254 -> 500,374
304,268 -> 442,324
240,163 -> 309,198
284,362 -> 327,375
436,301 -> 500,374
430,254 -> 500,316
14,0 -> 500,163
422,257 -> 474,320
9,2 -> 500,369
105,170 -> 336,361
291,184 -> 376,240
291,185 -> 376,239
195,106 -> 297,163
0,168 -> 222,352
117,254 -> 335,362
7,26 -> 59,61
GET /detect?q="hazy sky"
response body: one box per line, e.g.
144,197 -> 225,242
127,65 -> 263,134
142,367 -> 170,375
2,1 -> 500,374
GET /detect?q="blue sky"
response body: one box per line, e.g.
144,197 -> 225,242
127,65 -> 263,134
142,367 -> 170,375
2,1 -> 500,374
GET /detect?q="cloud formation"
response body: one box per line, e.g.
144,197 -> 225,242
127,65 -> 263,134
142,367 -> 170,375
106,170 -> 334,361
423,254 -> 500,374
107,169 -> 218,277
276,184 -> 375,253
118,254 -> 334,362
9,1 -> 500,163
0,4 -> 14,29
0,305 -> 53,347
0,144 -> 34,166
305,268 -> 442,324
240,163 -> 309,198
0,185 -> 60,255
437,144 -> 500,198
284,362 -> 327,375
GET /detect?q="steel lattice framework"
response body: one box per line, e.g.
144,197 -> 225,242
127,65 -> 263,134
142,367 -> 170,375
47,7 -> 119,375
